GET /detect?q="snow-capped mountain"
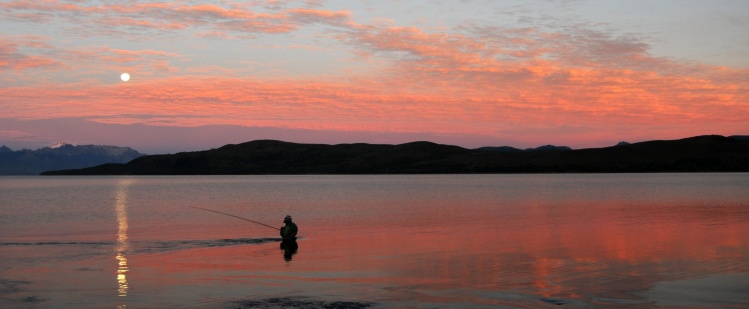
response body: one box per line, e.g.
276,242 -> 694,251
0,144 -> 145,175
49,141 -> 75,149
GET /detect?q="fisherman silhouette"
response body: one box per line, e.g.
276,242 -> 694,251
280,215 -> 298,261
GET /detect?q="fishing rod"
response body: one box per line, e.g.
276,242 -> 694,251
190,206 -> 278,231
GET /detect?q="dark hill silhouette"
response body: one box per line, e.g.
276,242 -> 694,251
41,135 -> 749,175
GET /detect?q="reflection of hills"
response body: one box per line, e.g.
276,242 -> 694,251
353,197 -> 749,304
42,135 -> 749,175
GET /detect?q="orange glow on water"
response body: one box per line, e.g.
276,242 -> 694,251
1,175 -> 747,308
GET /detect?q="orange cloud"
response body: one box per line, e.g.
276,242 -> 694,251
0,37 -> 60,70
287,7 -> 350,24
0,37 -> 182,85
1,65 -> 745,145
337,22 -> 748,136
0,1 -> 353,38
1,2 -> 747,148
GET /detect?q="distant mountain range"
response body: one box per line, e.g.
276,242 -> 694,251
0,144 -> 144,175
476,145 -> 572,152
41,135 -> 749,175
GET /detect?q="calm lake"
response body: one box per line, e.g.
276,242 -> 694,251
1,174 -> 748,308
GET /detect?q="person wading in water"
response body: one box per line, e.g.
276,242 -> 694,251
280,215 -> 298,261
280,215 -> 298,240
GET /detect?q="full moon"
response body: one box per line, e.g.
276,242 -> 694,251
120,73 -> 130,82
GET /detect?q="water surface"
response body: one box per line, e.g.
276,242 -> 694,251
1,174 -> 748,308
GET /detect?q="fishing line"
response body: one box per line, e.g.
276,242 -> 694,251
151,208 -> 181,226
190,206 -> 278,230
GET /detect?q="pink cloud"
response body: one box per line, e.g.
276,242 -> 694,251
1,2 -> 747,149
287,8 -> 351,24
0,37 -> 60,70
334,22 -> 748,132
0,36 -> 182,82
1,66 -> 745,143
107,18 -> 188,30
0,1 -> 353,38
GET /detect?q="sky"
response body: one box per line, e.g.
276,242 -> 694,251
1,0 -> 748,154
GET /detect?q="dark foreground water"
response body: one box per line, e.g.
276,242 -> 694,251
1,174 -> 748,308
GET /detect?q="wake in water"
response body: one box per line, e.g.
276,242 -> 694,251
0,237 -> 293,308
0,237 -> 282,255
136,237 -> 282,253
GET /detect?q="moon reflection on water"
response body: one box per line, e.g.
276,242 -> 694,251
115,179 -> 132,298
